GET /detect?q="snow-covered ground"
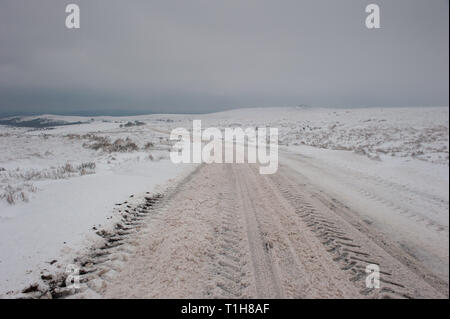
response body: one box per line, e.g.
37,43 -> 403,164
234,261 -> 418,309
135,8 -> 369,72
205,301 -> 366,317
0,106 -> 448,296
197,106 -> 449,165
196,106 -> 448,285
0,117 -> 196,295
281,145 -> 449,281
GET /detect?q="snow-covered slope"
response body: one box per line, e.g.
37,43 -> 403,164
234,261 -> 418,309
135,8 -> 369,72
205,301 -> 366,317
0,106 -> 448,296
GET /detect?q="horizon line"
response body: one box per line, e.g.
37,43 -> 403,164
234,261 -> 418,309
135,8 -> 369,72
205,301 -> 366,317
1,104 -> 449,119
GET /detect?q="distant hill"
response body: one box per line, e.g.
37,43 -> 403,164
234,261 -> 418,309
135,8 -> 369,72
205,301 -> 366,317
0,117 -> 85,128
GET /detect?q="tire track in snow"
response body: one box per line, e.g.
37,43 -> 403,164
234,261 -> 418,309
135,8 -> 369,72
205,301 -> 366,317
19,163 -> 446,298
268,165 -> 446,298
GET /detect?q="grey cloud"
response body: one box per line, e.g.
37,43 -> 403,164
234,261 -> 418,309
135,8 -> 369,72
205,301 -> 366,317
0,0 -> 448,115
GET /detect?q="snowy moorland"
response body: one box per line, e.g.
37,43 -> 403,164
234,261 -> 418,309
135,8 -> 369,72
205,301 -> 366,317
0,115 -> 196,294
198,106 -> 449,164
0,106 -> 448,296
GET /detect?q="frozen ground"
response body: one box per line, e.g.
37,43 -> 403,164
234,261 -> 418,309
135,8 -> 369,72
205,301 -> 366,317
0,117 -> 196,295
197,106 -> 449,165
281,145 -> 449,284
0,106 -> 448,298
99,163 -> 445,299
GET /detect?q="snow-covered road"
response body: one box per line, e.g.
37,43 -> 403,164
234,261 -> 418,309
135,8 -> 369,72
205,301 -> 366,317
280,146 -> 449,287
63,161 -> 447,299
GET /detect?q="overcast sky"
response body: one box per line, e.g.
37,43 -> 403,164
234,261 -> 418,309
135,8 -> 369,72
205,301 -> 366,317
0,0 -> 448,116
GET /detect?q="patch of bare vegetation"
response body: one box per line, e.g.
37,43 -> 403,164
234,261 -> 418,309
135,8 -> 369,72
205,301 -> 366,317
0,183 -> 37,204
0,162 -> 96,205
143,142 -> 155,150
280,122 -> 449,164
119,121 -> 146,128
67,134 -> 139,153
4,162 -> 96,181
66,134 -> 173,159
